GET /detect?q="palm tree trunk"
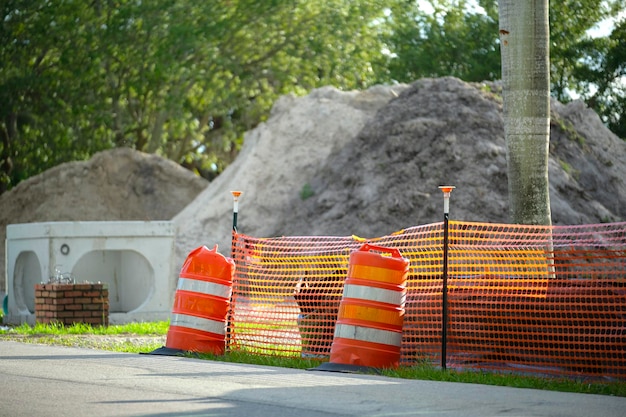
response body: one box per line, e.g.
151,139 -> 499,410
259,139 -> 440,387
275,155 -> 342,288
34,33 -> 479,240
498,0 -> 552,226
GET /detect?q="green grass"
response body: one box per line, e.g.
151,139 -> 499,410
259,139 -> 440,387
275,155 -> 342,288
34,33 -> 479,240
195,349 -> 626,397
382,364 -> 626,397
1,321 -> 625,397
1,320 -> 169,335
0,321 -> 169,353
198,349 -> 323,369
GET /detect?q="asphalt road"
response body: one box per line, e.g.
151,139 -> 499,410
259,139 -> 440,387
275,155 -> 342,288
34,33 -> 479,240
0,341 -> 624,417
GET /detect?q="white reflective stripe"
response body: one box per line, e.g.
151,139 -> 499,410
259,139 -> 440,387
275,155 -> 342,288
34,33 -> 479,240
334,323 -> 402,347
177,277 -> 231,299
343,284 -> 405,306
170,313 -> 226,335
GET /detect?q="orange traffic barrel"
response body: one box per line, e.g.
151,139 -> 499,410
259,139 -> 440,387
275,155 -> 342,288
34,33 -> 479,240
317,243 -> 409,372
155,245 -> 235,355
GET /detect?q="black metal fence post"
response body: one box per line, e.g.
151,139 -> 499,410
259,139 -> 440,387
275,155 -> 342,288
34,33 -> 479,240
439,186 -> 455,370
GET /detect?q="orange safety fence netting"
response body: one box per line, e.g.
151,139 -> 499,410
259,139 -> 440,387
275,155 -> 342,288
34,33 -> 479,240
228,221 -> 626,379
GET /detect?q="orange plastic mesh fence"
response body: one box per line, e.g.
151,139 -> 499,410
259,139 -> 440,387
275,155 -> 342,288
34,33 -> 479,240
228,221 -> 626,379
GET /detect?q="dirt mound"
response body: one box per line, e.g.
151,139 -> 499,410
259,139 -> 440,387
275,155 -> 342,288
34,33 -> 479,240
172,84 -> 409,269
276,77 -> 626,238
0,148 -> 208,292
176,77 -> 625,269
2,77 -> 625,295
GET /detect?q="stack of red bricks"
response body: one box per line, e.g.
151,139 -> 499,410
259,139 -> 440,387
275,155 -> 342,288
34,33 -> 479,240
35,283 -> 109,326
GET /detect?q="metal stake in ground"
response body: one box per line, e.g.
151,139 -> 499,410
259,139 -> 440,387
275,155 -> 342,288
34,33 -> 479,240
228,190 -> 242,351
439,185 -> 455,370
231,191 -> 242,232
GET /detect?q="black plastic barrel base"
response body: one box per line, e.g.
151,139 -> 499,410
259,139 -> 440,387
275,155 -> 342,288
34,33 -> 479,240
310,362 -> 381,375
142,346 -> 197,357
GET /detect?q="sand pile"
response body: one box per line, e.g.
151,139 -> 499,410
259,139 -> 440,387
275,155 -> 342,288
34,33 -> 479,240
0,148 -> 208,292
2,77 -> 625,295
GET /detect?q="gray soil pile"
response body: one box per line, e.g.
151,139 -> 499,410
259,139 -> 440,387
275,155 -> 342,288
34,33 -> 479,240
0,148 -> 208,292
177,77 -> 625,271
276,77 -> 626,238
2,77 -> 625,293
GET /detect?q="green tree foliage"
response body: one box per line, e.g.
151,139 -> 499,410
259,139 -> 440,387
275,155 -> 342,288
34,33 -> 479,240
2,0 -> 625,195
573,18 -> 626,138
383,0 -> 626,139
549,0 -> 625,101
383,0 -> 501,82
0,0 -> 97,192
0,0 -> 393,192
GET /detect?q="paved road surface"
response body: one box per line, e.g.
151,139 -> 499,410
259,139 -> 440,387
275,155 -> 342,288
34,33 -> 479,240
0,341 -> 624,417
